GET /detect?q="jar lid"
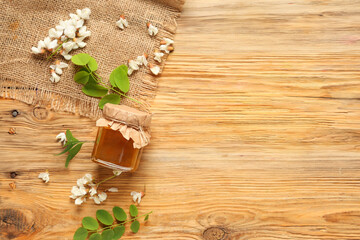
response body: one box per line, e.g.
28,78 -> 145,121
103,104 -> 152,128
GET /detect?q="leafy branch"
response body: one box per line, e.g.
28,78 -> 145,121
71,53 -> 143,109
74,205 -> 152,240
57,130 -> 89,167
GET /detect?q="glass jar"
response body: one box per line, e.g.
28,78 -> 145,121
91,104 -> 151,172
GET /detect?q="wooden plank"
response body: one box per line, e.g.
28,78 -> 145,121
2,0 -> 360,239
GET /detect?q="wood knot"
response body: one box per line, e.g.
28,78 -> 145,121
0,208 -> 34,239
9,172 -> 18,179
203,227 -> 227,240
32,107 -> 49,120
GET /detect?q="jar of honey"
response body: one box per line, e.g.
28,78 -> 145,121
92,104 -> 152,172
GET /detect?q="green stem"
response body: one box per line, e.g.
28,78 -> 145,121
96,174 -> 118,187
47,39 -> 68,60
88,211 -> 153,233
84,65 -> 145,106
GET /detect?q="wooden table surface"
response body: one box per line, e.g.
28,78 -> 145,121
1,0 -> 360,239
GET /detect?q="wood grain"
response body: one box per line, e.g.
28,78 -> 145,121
1,0 -> 360,239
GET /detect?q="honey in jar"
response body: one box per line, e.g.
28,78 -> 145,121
92,104 -> 152,172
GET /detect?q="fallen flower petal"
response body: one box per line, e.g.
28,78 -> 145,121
131,191 -> 142,204
160,38 -> 174,46
149,63 -> 160,75
38,171 -> 50,183
147,22 -> 158,36
159,44 -> 174,54
98,192 -> 107,202
154,51 -> 164,63
136,54 -> 148,66
56,132 -> 67,145
116,15 -> 128,30
75,197 -> 86,205
107,187 -> 118,192
128,60 -> 139,70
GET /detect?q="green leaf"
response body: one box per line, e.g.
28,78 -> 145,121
109,65 -> 129,93
82,83 -> 108,98
65,130 -> 79,144
74,71 -> 90,85
72,53 -> 91,66
88,57 -> 98,71
113,226 -> 125,239
89,233 -> 102,240
73,227 -> 88,240
144,214 -> 149,221
101,229 -> 114,240
130,220 -> 140,233
65,143 -> 83,167
96,209 -> 114,225
113,206 -> 127,222
79,67 -> 91,73
129,205 -> 138,217
82,216 -> 99,231
56,142 -> 75,156
99,94 -> 121,109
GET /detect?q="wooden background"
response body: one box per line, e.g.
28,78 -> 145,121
1,0 -> 360,239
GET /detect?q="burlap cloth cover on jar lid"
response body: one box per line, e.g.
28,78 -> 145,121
0,0 -> 185,119
96,103 -> 152,149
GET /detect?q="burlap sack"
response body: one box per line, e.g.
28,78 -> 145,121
0,0 -> 184,118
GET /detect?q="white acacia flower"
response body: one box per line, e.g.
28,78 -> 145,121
159,44 -> 174,54
44,37 -> 58,51
90,192 -> 107,204
116,15 -> 128,30
127,59 -> 139,76
62,41 -> 76,52
89,187 -> 97,196
131,191 -> 142,204
50,71 -> 61,83
147,22 -> 158,36
75,197 -> 86,205
56,132 -> 66,145
49,28 -> 63,39
70,185 -> 87,198
136,54 -> 148,66
160,38 -> 174,46
113,170 -> 122,176
76,8 -> 91,20
154,51 -> 164,63
78,26 -> 91,37
38,171 -> 50,183
75,19 -> 84,29
64,24 -> 76,39
107,187 -> 118,192
149,64 -> 160,75
61,49 -> 72,60
50,61 -> 68,75
73,36 -> 87,49
70,185 -> 87,205
56,20 -> 67,32
77,173 -> 93,187
31,40 -> 46,54
98,192 -> 107,201
67,16 -> 84,29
